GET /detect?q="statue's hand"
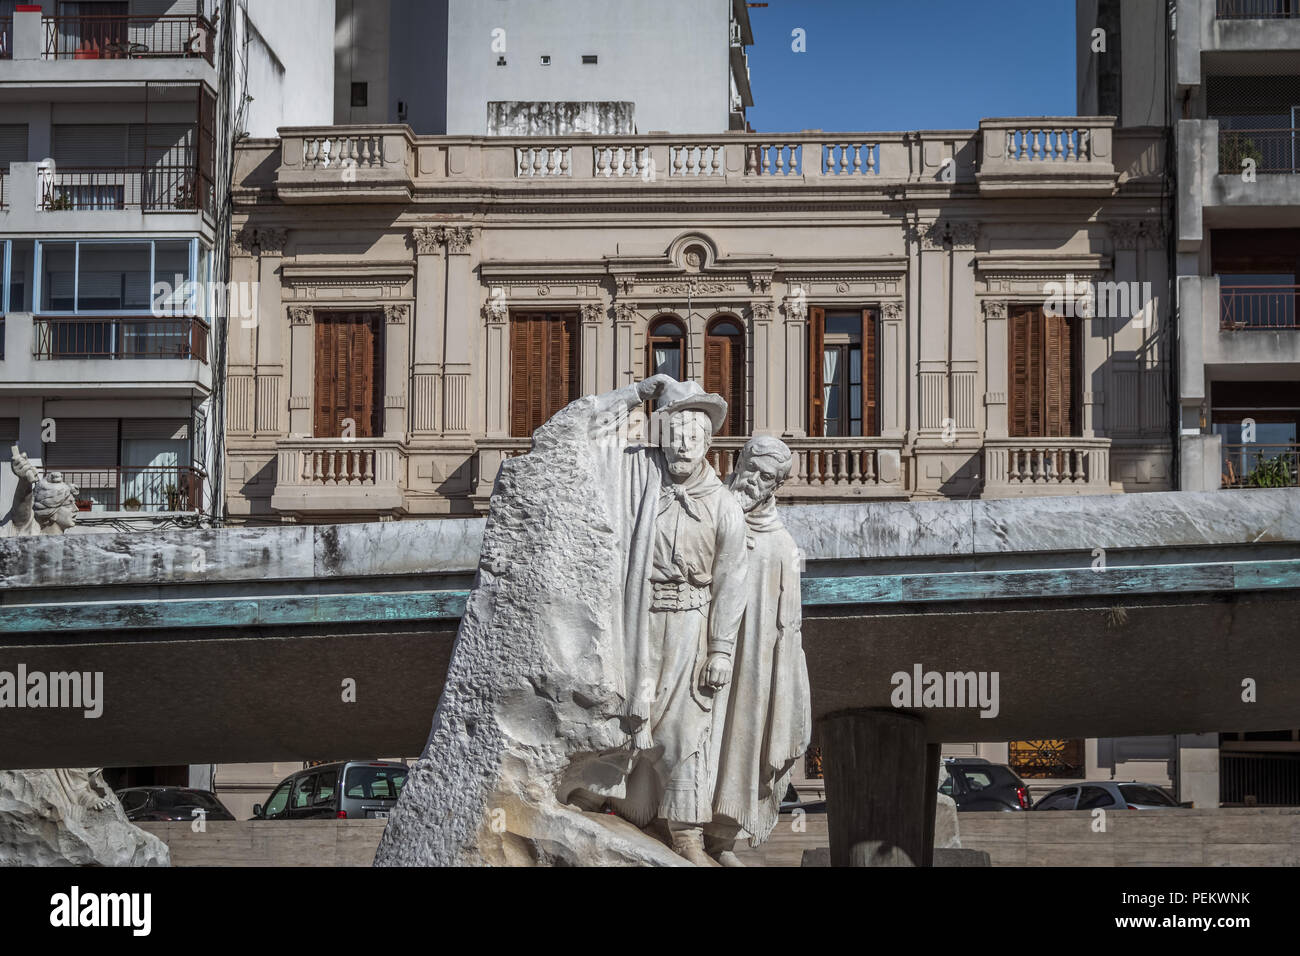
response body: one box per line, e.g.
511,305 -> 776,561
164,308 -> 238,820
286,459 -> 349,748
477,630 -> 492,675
636,374 -> 674,402
703,653 -> 732,691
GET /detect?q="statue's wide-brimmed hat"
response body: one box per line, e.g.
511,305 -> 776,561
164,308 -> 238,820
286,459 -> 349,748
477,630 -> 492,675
657,379 -> 728,434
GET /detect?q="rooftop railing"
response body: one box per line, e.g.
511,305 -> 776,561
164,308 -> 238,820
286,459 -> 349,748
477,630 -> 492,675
1216,0 -> 1300,18
42,14 -> 213,64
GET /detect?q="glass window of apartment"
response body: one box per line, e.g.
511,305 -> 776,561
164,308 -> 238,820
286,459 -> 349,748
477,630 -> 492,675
37,238 -> 197,313
43,417 -> 194,512
809,308 -> 879,437
704,317 -> 745,436
1213,381 -> 1300,488
647,315 -> 685,381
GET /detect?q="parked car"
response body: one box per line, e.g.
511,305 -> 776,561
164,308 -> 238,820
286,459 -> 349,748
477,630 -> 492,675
939,758 -> 1031,811
1032,781 -> 1184,810
251,760 -> 408,821
116,786 -> 236,823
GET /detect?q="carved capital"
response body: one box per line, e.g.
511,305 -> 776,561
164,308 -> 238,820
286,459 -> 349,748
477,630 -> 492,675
581,303 -> 606,324
1108,220 -> 1142,250
231,228 -> 258,258
256,228 -> 288,255
481,297 -> 508,324
288,305 -> 313,325
614,303 -> 639,324
410,227 -> 442,255
749,273 -> 773,294
883,301 -> 904,321
751,300 -> 775,322
1142,219 -> 1168,244
782,292 -> 808,323
948,220 -> 980,249
912,220 -> 945,250
981,299 -> 1008,320
439,225 -> 474,254
385,304 -> 409,324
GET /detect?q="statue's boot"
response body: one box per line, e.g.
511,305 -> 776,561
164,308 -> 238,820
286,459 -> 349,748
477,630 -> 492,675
705,833 -> 746,867
668,823 -> 716,867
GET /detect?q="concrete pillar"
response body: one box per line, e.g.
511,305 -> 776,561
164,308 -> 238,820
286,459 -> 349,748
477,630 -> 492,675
820,709 -> 932,867
1177,733 -> 1220,809
1180,433 -> 1222,491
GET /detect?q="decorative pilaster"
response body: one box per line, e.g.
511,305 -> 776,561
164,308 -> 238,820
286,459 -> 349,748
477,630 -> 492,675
750,300 -> 775,432
614,302 -> 639,388
782,291 -> 808,436
981,299 -> 1010,438
580,303 -> 605,395
253,227 -> 288,436
287,304 -> 314,436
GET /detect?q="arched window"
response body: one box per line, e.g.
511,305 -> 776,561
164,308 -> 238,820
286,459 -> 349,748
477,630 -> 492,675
704,317 -> 745,436
647,315 -> 685,381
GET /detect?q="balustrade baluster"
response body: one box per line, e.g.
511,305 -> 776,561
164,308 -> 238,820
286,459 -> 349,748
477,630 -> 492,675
848,450 -> 863,483
796,450 -> 809,485
746,145 -> 759,175
363,451 -> 375,484
674,147 -> 686,176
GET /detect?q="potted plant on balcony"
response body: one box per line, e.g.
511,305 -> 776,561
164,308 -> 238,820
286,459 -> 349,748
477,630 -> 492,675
1246,454 -> 1293,488
44,193 -> 73,211
1218,135 -> 1263,176
164,484 -> 181,511
122,496 -> 142,512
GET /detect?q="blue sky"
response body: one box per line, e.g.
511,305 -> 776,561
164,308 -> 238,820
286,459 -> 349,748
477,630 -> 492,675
745,0 -> 1078,133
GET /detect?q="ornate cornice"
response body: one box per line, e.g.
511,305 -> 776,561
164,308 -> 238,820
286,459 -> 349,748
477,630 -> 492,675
385,304 -> 409,324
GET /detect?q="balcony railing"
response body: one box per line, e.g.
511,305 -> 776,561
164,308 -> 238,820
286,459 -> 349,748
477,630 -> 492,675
33,315 -> 209,362
1216,0 -> 1300,18
55,465 -> 202,513
983,438 -> 1112,495
709,436 -> 904,495
43,14 -> 213,64
271,438 -> 408,515
41,164 -> 209,212
1220,285 -> 1300,329
1218,128 -> 1300,174
1222,443 -> 1299,487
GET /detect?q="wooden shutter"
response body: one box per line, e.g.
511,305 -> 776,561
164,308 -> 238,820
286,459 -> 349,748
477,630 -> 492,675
314,312 -> 382,438
509,312 -> 577,437
703,327 -> 746,436
808,306 -> 825,437
1044,312 -> 1075,437
862,308 -> 878,437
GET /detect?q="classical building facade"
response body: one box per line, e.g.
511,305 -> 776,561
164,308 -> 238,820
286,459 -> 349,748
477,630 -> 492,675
225,120 -> 1173,523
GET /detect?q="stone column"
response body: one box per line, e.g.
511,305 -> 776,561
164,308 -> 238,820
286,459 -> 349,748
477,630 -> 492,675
982,300 -> 1009,437
287,306 -> 314,437
750,300 -> 775,434
383,304 -> 410,438
410,227 -> 446,435
253,228 -> 288,437
820,709 -> 931,867
782,291 -> 808,437
441,226 -> 477,436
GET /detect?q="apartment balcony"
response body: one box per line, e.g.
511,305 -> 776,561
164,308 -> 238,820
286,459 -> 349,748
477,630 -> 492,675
264,121 -> 1135,204
982,438 -> 1113,497
0,313 -> 212,395
1221,442 -> 1299,488
270,439 -> 409,518
54,464 -> 203,514
1178,0 -> 1300,89
1178,277 -> 1300,394
0,7 -> 215,88
0,162 -> 212,234
1177,121 -> 1300,245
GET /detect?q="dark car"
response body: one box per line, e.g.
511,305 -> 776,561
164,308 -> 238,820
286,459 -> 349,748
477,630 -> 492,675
116,787 -> 236,823
252,760 -> 408,821
940,757 -> 1031,811
1033,781 -> 1184,811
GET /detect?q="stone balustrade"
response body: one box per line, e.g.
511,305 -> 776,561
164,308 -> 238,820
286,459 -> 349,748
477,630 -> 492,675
267,123 -> 1123,197
976,117 -> 1116,195
982,438 -> 1112,496
270,438 -> 407,516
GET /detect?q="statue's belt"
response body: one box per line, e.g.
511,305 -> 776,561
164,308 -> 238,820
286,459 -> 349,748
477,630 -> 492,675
649,580 -> 711,611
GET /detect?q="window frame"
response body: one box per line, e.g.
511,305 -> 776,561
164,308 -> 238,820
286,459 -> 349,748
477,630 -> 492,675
33,236 -> 198,316
647,314 -> 686,380
704,314 -> 746,435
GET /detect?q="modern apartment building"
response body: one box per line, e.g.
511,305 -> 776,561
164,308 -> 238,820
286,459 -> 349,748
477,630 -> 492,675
333,0 -> 754,134
0,0 -> 332,533
1075,0 -> 1300,808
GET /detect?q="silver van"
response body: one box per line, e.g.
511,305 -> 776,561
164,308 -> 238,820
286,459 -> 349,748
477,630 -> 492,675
252,760 -> 408,821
